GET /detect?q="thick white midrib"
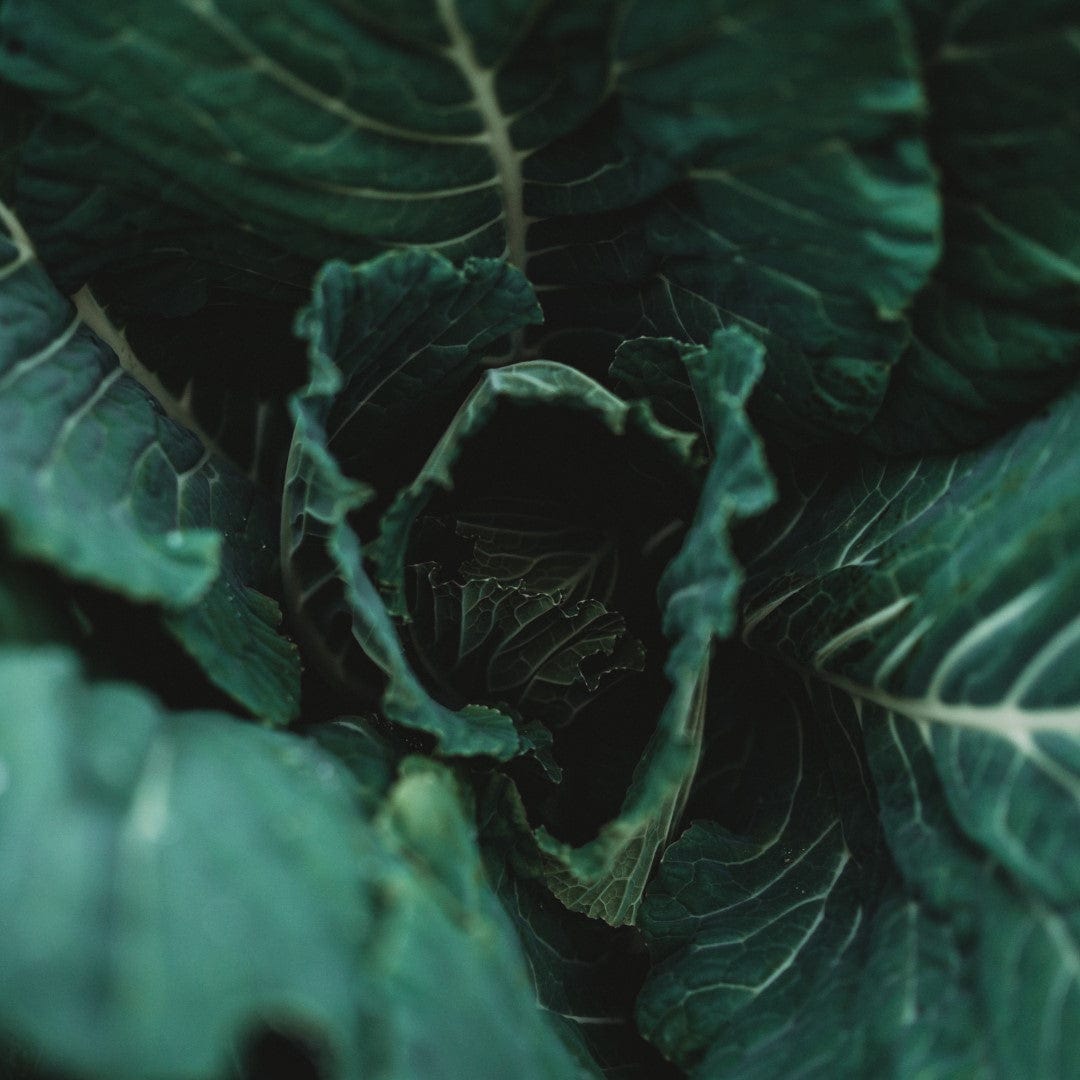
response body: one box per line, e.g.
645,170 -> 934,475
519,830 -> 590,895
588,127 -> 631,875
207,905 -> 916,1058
816,668 -> 1080,734
436,0 -> 529,272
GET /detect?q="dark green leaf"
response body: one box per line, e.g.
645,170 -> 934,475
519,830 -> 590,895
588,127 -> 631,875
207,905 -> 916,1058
283,249 -> 541,758
1,0 -> 939,437
0,203 -> 299,721
744,378 -> 1080,740
866,0 -> 1080,451
407,566 -> 645,732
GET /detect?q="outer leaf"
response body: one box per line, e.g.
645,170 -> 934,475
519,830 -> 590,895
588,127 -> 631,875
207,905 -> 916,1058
745,374 -> 1080,910
535,0 -> 940,439
283,249 -> 541,758
637,656 -> 1060,1079
1,0 -> 938,437
862,690 -> 1080,1080
370,757 -> 595,1080
744,378 -> 1080,737
867,0 -> 1080,451
638,668 -> 871,1074
0,203 -> 299,721
0,648 -> 588,1080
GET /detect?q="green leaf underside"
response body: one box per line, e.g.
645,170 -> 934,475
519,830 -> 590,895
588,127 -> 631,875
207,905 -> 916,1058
1,0 -> 938,440
0,205 -> 299,722
0,648 -> 589,1080
283,249 -> 542,759
866,0 -> 1080,452
638,654 -> 1080,1079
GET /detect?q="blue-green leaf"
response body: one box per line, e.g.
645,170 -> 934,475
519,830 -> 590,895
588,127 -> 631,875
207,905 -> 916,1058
0,648 -> 589,1080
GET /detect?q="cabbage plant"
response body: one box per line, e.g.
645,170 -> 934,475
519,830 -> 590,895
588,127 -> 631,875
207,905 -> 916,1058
0,1 -> 1077,1078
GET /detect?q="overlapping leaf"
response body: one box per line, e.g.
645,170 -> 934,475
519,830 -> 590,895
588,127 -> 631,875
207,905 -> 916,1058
0,0 -> 938,439
743,376 -> 1080,736
351,352 -> 704,924
0,648 -> 590,1080
0,203 -> 299,721
637,646 -> 1080,1079
868,0 -> 1080,450
407,566 -> 644,731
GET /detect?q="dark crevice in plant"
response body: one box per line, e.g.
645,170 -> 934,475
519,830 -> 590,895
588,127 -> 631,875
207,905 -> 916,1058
236,1025 -> 327,1080
400,401 -> 694,844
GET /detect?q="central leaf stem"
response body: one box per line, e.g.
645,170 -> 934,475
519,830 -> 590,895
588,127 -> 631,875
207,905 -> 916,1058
437,0 -> 529,273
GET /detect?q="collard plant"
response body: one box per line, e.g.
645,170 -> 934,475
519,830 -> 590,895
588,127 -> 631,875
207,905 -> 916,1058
0,2 -> 1077,1078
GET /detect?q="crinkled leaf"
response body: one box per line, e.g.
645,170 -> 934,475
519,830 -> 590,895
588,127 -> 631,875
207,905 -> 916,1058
0,648 -> 588,1080
658,330 -> 777,670
361,355 -> 708,924
453,496 -> 622,606
283,249 -> 541,758
371,359 -> 696,618
0,203 -> 299,722
530,332 -> 774,925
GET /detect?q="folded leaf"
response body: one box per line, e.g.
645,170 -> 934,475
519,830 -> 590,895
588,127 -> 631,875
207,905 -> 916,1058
283,249 -> 541,758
